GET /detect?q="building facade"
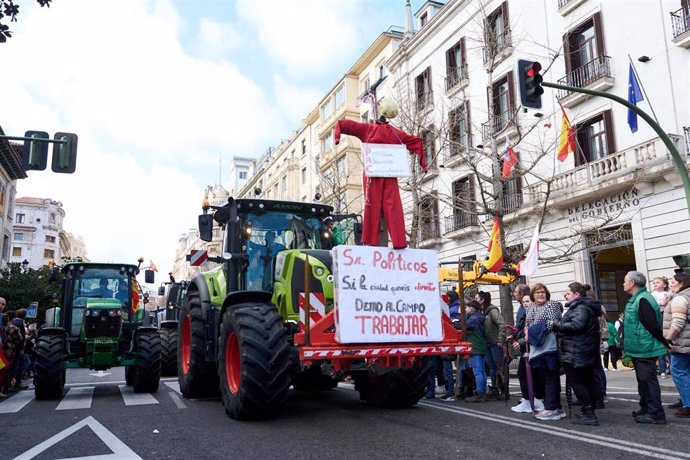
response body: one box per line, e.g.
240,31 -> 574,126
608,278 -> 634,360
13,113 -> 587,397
11,197 -> 68,269
384,0 -> 689,317
0,127 -> 27,268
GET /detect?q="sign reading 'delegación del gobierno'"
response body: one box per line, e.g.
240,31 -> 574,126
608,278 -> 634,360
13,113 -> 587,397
333,245 -> 442,344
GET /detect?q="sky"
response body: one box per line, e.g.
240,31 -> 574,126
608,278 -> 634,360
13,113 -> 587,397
1,0 -> 424,287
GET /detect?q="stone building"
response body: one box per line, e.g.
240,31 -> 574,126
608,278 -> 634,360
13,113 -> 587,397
11,197 -> 68,269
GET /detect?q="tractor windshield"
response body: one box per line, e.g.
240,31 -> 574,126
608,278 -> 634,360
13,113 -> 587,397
243,211 -> 324,291
71,268 -> 132,321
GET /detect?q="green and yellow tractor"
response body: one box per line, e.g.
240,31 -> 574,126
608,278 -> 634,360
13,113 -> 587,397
34,262 -> 161,399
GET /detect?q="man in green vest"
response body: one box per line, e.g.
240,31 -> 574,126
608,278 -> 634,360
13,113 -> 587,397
623,271 -> 669,424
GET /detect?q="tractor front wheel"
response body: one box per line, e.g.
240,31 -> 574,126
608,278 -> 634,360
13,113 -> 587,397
133,331 -> 161,393
125,365 -> 135,386
178,291 -> 218,398
34,333 -> 66,400
218,303 -> 291,420
160,327 -> 178,376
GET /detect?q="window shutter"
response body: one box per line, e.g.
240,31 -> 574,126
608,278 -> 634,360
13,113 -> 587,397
507,71 -> 515,111
563,32 -> 572,75
465,100 -> 472,148
603,109 -> 615,156
592,12 -> 605,57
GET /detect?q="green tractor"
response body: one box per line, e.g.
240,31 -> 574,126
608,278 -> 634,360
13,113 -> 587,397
35,262 -> 161,399
178,198 -> 468,420
155,276 -> 188,376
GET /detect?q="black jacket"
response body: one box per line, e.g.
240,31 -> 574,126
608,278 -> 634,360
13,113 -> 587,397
553,296 -> 602,367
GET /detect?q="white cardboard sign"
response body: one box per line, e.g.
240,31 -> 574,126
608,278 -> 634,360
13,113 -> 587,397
362,143 -> 411,178
333,245 -> 442,343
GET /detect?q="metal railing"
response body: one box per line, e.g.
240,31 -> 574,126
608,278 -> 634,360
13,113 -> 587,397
684,126 -> 690,155
444,212 -> 479,233
483,28 -> 512,64
502,192 -> 523,213
556,55 -> 612,99
557,0 -> 572,8
481,107 -> 517,138
671,6 -> 690,38
416,90 -> 434,112
418,221 -> 441,242
445,63 -> 469,92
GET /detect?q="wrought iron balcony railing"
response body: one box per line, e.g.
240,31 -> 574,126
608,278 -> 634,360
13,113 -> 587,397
556,55 -> 612,99
444,212 -> 479,234
445,63 -> 469,92
671,6 -> 690,38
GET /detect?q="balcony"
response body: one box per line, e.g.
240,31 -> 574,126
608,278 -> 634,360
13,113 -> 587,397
417,221 -> 442,248
415,161 -> 439,182
557,0 -> 587,16
481,107 -> 519,140
444,212 -> 479,239
445,63 -> 469,96
556,56 -> 614,108
671,6 -> 690,47
483,28 -> 512,66
525,136 -> 687,208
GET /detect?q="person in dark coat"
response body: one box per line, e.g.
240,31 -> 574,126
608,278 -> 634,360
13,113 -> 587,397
552,282 -> 604,426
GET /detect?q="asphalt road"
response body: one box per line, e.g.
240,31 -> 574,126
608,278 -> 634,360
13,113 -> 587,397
1,368 -> 688,460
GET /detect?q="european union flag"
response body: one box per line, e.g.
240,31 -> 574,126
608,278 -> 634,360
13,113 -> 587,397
627,63 -> 644,133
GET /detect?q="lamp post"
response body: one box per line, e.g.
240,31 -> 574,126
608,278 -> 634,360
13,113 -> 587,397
22,259 -> 29,272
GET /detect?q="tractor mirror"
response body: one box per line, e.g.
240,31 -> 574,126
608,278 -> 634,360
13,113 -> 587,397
199,214 -> 214,242
144,269 -> 154,284
157,285 -> 165,296
143,292 -> 150,304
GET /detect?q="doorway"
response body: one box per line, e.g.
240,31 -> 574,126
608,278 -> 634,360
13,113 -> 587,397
590,244 -> 636,321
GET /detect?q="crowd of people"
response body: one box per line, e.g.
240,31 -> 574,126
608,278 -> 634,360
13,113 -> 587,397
428,270 -> 690,426
0,298 -> 37,398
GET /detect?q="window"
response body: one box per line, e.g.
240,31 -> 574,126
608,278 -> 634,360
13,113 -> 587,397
336,156 -> 347,177
281,176 -> 288,195
16,213 -> 25,223
301,139 -> 306,156
449,102 -> 471,156
0,183 -> 5,215
490,74 -> 515,132
361,111 -> 369,123
564,13 -> 606,87
334,86 -> 345,108
445,38 -> 467,91
501,162 -> 523,213
379,65 -> 386,79
420,127 -> 436,172
361,77 -> 370,94
273,183 -> 279,198
575,110 -> 615,165
301,167 -> 307,184
44,249 -> 55,258
448,177 -> 478,232
50,213 -> 56,223
46,235 -> 56,243
420,12 -> 428,27
419,195 -> 440,241
239,171 -> 248,180
321,100 -> 333,120
415,67 -> 433,111
321,130 -> 334,154
12,247 -> 21,257
484,2 -> 511,63
13,232 -> 23,241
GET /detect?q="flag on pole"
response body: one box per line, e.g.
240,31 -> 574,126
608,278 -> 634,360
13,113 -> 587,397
627,63 -> 644,133
501,139 -> 518,179
149,260 -> 159,272
516,225 -> 540,277
131,278 -> 141,314
557,106 -> 575,162
483,216 -> 503,273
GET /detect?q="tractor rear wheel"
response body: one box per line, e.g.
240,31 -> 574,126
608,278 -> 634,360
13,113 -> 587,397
133,331 -> 161,393
218,303 -> 291,420
291,364 -> 339,392
178,291 -> 218,398
355,358 -> 431,408
34,333 -> 66,400
160,327 -> 178,376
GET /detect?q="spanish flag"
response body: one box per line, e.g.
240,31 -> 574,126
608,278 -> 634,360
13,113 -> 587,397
483,216 -> 503,273
131,278 -> 141,314
557,106 -> 575,162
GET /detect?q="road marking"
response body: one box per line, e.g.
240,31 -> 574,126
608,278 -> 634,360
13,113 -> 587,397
118,385 -> 159,406
90,370 -> 112,378
14,415 -> 141,460
0,390 -> 34,414
164,381 -> 181,394
168,391 -> 187,409
421,401 -> 690,459
57,386 -> 95,410
65,376 -> 178,387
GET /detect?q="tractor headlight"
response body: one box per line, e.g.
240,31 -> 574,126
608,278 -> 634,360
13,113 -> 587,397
88,310 -> 99,317
314,267 -> 325,277
108,309 -> 121,317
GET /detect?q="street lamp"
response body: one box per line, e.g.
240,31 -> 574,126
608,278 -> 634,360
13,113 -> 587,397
22,259 -> 29,272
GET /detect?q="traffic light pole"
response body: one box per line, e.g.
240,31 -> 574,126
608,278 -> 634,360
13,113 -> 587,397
0,134 -> 68,146
542,81 -> 690,220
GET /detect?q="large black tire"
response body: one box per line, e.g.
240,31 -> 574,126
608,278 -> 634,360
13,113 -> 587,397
160,327 -> 178,376
34,333 -> 66,400
355,358 -> 431,408
133,331 -> 161,393
291,364 -> 339,392
125,365 -> 135,386
218,302 -> 291,420
178,291 -> 218,398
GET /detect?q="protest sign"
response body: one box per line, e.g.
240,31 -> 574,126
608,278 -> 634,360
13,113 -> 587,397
362,143 -> 411,178
333,245 -> 442,343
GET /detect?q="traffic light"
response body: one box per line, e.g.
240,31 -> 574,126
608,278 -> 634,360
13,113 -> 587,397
672,254 -> 690,274
518,59 -> 544,109
51,132 -> 78,173
21,130 -> 49,171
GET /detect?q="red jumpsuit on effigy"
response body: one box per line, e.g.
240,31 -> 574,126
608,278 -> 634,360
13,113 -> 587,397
334,119 -> 426,249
